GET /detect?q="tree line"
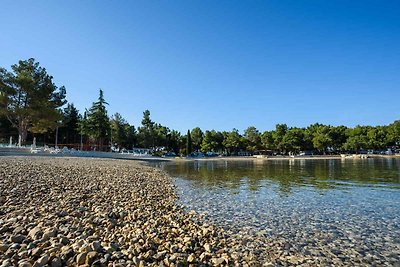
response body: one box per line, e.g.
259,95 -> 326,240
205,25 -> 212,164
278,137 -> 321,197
1,58 -> 399,155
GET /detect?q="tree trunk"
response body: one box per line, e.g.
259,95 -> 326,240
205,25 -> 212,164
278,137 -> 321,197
18,119 -> 28,146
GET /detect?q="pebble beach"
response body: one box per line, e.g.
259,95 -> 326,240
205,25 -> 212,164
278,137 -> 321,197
3,156 -> 398,266
0,157 -> 260,267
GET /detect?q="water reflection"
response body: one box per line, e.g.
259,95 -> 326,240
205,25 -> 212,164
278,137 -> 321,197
155,158 -> 400,195
150,158 -> 400,265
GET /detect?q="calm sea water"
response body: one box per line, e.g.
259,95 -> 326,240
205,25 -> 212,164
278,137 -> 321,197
151,158 -> 400,265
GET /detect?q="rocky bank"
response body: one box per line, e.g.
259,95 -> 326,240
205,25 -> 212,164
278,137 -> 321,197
0,157 -> 265,267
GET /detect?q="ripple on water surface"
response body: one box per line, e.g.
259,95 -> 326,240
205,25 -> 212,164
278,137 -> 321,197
152,158 -> 400,265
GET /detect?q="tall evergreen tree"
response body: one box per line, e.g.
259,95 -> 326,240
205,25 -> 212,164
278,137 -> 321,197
85,89 -> 110,150
261,131 -> 275,150
154,124 -> 169,148
125,124 -> 137,149
60,103 -> 81,144
343,126 -> 368,152
312,125 -> 333,153
330,126 -> 347,151
138,110 -> 154,148
201,130 -> 224,153
244,126 -> 261,152
281,128 -> 305,153
110,113 -> 129,149
166,130 -> 181,154
273,124 -> 288,152
0,58 -> 66,144
191,127 -> 203,151
223,128 -> 242,155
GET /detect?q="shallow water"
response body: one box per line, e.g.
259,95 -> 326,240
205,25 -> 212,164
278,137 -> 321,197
152,158 -> 400,265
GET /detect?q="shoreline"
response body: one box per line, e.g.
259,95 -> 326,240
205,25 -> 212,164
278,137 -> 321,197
167,154 -> 400,163
0,157 -> 267,266
1,155 -> 396,266
1,147 -> 399,163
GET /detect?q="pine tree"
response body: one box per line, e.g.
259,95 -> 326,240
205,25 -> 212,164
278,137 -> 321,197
138,110 -> 154,148
60,103 -> 81,144
110,113 -> 130,149
85,89 -> 110,150
191,127 -> 203,151
0,58 -> 66,144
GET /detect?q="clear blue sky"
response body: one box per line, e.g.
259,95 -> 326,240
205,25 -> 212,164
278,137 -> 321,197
1,0 -> 399,133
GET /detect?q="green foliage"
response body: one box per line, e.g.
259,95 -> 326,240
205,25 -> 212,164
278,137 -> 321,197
366,126 -> 389,149
1,59 -> 397,154
312,125 -> 333,153
138,110 -> 155,148
343,126 -> 369,151
388,121 -> 400,146
125,125 -> 137,148
0,58 -> 66,144
186,130 -> 192,156
223,129 -> 243,155
273,124 -> 288,151
281,128 -> 305,153
0,116 -> 16,142
191,127 -> 203,151
166,130 -> 181,154
244,126 -> 261,152
330,126 -> 348,150
153,124 -> 169,148
84,89 -> 111,148
59,103 -> 81,144
201,130 -> 224,153
261,131 -> 274,150
110,113 -> 129,149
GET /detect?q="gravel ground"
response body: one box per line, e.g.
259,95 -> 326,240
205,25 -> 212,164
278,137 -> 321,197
0,157 -> 265,267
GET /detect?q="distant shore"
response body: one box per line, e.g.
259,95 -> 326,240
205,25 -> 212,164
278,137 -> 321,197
0,147 -> 399,162
169,154 -> 400,162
